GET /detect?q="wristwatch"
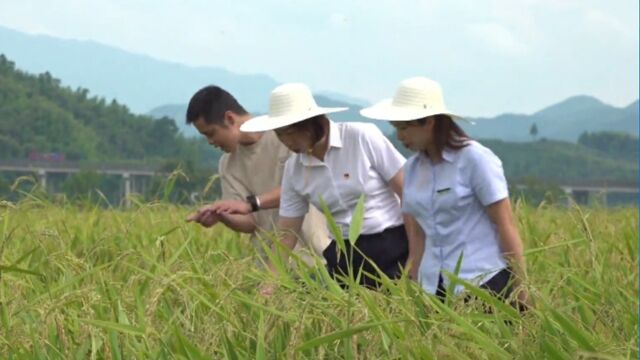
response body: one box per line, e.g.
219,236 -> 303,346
246,194 -> 260,212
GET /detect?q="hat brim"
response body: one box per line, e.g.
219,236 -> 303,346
360,99 -> 462,122
240,106 -> 348,132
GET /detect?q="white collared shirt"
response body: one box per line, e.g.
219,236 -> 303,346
280,120 -> 406,238
402,141 -> 509,294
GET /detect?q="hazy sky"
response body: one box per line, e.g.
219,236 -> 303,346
0,0 -> 637,116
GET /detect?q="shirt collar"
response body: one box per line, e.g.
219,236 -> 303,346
417,146 -> 460,164
328,119 -> 343,148
442,147 -> 457,163
443,140 -> 474,163
299,119 -> 342,167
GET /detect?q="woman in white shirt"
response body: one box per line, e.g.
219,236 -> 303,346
361,77 -> 529,308
235,83 -> 411,292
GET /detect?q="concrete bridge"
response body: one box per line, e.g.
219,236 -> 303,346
1,160 -> 636,207
515,181 -> 638,206
0,160 -> 163,205
560,184 -> 637,206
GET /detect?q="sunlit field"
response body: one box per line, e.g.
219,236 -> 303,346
0,195 -> 637,359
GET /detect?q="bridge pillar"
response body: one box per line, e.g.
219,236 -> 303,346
123,172 -> 131,207
562,186 -> 573,206
37,169 -> 47,191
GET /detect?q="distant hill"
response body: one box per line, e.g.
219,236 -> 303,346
152,93 -> 637,143
462,95 -> 638,142
3,26 -> 636,143
1,51 -> 636,190
0,54 -> 218,165
388,132 -> 637,185
316,91 -> 370,107
0,25 -> 278,115
0,26 -> 368,119
0,25 -> 395,136
482,138 -> 637,184
313,95 -> 393,134
148,95 -> 394,138
147,104 -> 200,138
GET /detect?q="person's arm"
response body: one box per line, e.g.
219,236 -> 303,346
206,186 -> 282,215
387,168 -> 424,279
466,145 -> 529,307
387,167 -> 426,280
186,155 -> 260,233
387,168 -> 403,198
218,213 -> 257,233
257,187 -> 281,209
186,205 -> 257,233
403,214 -> 425,280
485,198 -> 530,308
260,216 -> 304,296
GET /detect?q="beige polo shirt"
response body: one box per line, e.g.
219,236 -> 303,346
218,130 -> 330,257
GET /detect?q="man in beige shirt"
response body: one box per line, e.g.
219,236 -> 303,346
185,85 -> 329,258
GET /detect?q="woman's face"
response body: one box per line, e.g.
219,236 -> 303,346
392,117 -> 435,151
274,123 -> 316,153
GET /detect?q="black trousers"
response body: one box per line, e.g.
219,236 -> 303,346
322,225 -> 409,288
435,267 -> 518,308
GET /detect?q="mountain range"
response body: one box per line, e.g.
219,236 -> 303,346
0,50 -> 636,196
462,96 -> 638,142
1,25 -> 637,142
0,26 -> 367,114
147,94 -> 388,138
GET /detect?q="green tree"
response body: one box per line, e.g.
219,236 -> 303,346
529,123 -> 538,140
578,131 -> 638,161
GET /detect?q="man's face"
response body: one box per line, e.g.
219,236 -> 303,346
193,117 -> 240,153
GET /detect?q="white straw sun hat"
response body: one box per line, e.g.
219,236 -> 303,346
360,77 -> 463,122
240,83 -> 348,132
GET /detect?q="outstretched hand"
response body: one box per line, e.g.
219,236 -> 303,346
186,206 -> 221,228
186,199 -> 253,228
206,200 -> 252,215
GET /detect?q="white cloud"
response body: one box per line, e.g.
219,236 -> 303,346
466,22 -> 531,56
585,9 -> 628,36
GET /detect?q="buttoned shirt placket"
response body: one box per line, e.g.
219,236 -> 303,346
304,148 -> 353,237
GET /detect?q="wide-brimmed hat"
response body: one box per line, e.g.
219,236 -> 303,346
240,83 -> 348,132
360,77 -> 462,122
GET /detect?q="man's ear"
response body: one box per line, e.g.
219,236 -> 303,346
223,110 -> 236,127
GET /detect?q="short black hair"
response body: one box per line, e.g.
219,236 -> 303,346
185,86 -> 248,125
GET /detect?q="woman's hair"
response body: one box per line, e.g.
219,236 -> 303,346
420,114 -> 470,156
281,114 -> 328,145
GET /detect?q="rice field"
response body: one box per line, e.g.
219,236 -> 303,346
0,196 -> 637,359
